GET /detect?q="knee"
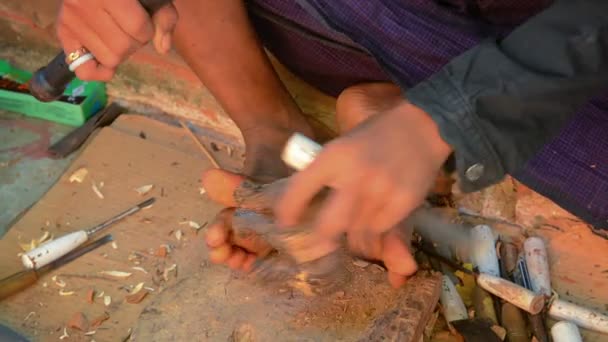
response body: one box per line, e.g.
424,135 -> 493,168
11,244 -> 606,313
335,82 -> 402,133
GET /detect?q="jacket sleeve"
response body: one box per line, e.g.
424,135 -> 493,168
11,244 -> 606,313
405,0 -> 608,192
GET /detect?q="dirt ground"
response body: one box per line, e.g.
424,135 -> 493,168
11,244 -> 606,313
0,115 -> 607,342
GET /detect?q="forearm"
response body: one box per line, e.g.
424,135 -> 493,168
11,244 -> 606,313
172,0 -> 303,133
407,0 -> 608,191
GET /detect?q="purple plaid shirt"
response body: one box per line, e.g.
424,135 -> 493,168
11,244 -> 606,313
249,0 -> 608,228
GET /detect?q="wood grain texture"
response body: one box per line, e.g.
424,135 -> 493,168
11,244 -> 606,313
359,271 -> 442,342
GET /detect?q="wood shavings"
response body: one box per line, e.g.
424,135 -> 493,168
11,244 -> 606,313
59,327 -> 69,340
84,331 -> 96,336
67,312 -> 88,331
199,187 -> 206,195
131,282 -> 145,295
103,295 -> 111,306
135,184 -> 154,196
226,145 -> 233,157
42,282 -> 47,288
99,270 -> 132,278
90,312 -> 110,328
59,289 -> 75,296
96,291 -> 104,298
23,312 -> 35,322
132,266 -> 148,274
175,229 -> 183,241
69,167 -> 88,183
86,289 -> 95,304
111,241 -> 118,249
180,220 -> 202,230
38,231 -> 52,244
18,238 -> 37,252
163,264 -> 177,281
92,181 -> 105,199
52,275 -> 66,288
144,287 -> 155,292
125,289 -> 149,304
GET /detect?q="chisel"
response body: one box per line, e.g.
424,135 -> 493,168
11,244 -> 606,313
21,198 -> 155,269
0,234 -> 113,301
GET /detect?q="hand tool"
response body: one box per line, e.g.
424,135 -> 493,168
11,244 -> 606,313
0,234 -> 113,301
48,102 -> 123,158
29,0 -> 173,102
281,133 -> 545,314
21,198 -> 155,269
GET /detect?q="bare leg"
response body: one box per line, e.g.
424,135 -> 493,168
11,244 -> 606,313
172,0 -> 314,181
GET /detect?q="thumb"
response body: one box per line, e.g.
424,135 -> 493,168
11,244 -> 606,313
152,3 -> 178,54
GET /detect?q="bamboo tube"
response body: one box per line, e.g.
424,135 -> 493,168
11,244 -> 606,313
470,225 -> 500,277
523,237 -> 551,296
549,299 -> 608,334
550,321 -> 583,342
476,274 -> 544,315
440,275 -> 468,322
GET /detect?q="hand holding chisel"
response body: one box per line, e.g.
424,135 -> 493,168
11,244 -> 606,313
29,0 -> 174,102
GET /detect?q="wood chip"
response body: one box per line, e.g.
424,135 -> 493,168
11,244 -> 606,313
156,245 -> 168,258
111,241 -> 118,249
125,289 -> 149,304
90,312 -> 110,328
69,167 -> 88,183
84,331 -> 96,336
135,184 -> 154,196
59,289 -> 75,296
38,231 -> 52,244
99,270 -> 132,278
175,229 -> 183,241
132,266 -> 148,274
163,264 -> 177,281
67,312 -> 88,331
52,275 -> 66,288
23,312 -> 35,322
97,291 -> 105,298
59,327 -> 69,340
199,187 -> 206,195
86,289 -> 95,304
180,220 -> 202,230
103,295 -> 111,307
131,282 -> 145,295
92,181 -> 104,199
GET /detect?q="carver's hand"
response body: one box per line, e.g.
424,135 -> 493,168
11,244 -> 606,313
275,100 -> 452,285
202,170 -> 274,272
56,0 -> 178,81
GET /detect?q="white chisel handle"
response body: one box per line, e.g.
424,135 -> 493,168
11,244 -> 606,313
21,231 -> 88,269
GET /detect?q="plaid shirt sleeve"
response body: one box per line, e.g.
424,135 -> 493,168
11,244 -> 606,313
406,0 -> 608,192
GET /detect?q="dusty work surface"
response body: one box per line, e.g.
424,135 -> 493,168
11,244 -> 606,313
1,114 -> 608,341
0,115 -> 407,341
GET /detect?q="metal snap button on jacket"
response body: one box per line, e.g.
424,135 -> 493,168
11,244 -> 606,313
465,163 -> 485,181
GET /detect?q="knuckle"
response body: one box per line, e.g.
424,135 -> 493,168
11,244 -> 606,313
99,54 -> 121,69
132,16 -> 153,41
